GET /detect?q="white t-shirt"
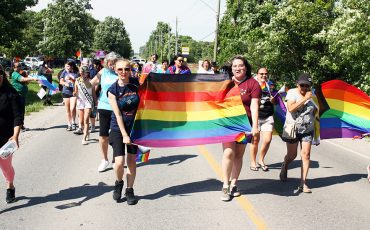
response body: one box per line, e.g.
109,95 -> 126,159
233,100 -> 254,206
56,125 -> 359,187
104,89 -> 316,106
285,88 -> 315,134
197,68 -> 214,74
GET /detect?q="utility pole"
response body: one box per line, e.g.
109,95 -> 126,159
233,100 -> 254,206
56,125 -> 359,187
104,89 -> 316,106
213,0 -> 221,62
175,17 -> 178,55
168,30 -> 171,61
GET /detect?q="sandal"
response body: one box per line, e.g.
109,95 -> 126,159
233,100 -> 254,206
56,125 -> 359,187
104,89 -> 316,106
298,185 -> 312,193
250,166 -> 259,171
258,163 -> 269,171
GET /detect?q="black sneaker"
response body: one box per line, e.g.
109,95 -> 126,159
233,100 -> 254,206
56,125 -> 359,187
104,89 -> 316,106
6,188 -> 15,203
125,188 -> 137,205
113,180 -> 124,202
230,185 -> 241,197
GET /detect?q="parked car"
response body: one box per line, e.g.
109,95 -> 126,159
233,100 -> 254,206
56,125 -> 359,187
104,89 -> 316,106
24,56 -> 44,70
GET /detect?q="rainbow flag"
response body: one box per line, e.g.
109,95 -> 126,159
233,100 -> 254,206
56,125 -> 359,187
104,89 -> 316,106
316,80 -> 370,139
260,82 -> 269,93
131,73 -> 251,147
136,145 -> 151,163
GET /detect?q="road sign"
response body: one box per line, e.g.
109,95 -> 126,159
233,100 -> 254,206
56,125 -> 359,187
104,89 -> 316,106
181,47 -> 190,55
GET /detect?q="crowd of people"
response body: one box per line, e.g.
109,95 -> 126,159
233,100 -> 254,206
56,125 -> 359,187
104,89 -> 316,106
0,52 -> 320,205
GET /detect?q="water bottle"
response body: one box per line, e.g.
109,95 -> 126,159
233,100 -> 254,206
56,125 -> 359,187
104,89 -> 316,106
0,140 -> 18,159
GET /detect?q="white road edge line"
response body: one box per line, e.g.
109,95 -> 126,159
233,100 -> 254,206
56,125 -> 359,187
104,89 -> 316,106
325,140 -> 370,160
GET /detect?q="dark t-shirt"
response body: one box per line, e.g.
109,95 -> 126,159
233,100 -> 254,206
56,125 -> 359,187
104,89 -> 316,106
0,81 -> 23,146
259,90 -> 274,119
237,77 -> 262,120
107,78 -> 140,133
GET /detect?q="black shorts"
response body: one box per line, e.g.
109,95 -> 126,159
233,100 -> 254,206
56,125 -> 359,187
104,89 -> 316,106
98,109 -> 112,136
62,93 -> 73,98
109,130 -> 137,157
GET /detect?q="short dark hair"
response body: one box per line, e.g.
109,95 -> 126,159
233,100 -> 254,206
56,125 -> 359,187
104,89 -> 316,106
230,55 -> 252,78
173,54 -> 184,61
151,54 -> 158,59
162,59 -> 169,64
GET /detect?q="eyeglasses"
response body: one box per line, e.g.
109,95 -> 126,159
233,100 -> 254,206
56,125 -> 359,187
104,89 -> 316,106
299,84 -> 310,88
117,67 -> 131,72
176,59 -> 184,62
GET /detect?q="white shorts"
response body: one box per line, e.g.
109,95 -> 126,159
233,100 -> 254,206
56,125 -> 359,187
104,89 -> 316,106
258,116 -> 274,132
76,97 -> 92,110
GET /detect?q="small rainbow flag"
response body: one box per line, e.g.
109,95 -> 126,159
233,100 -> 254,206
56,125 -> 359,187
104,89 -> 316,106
260,82 -> 269,92
135,145 -> 151,163
131,73 -> 251,147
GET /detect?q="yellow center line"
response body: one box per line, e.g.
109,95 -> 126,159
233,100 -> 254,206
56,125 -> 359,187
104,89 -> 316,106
198,145 -> 268,230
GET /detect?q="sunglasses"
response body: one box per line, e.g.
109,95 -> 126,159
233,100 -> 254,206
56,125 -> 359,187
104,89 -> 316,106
259,73 -> 268,75
117,67 -> 131,72
299,84 -> 310,88
176,59 -> 184,62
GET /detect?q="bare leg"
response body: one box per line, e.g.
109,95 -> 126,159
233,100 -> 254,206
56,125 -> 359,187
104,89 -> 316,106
230,143 -> 246,187
78,109 -> 84,129
249,134 -> 260,168
70,96 -> 77,125
114,156 -> 125,181
258,131 -> 273,165
83,108 -> 91,140
99,136 -> 109,161
63,98 -> 72,125
126,153 -> 137,188
300,141 -> 312,187
222,142 -> 235,188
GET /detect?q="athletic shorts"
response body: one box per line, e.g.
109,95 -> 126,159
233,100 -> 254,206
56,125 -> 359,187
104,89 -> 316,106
109,130 -> 137,157
258,115 -> 274,132
98,109 -> 112,136
62,93 -> 73,98
282,131 -> 314,144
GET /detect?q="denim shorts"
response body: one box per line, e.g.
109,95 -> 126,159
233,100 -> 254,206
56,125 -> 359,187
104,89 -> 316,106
282,132 -> 314,144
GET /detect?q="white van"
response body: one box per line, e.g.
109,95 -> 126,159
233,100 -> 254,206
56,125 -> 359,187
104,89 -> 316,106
24,57 -> 44,69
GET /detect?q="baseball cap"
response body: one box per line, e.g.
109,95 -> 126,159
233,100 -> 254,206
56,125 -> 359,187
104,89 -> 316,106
297,73 -> 312,86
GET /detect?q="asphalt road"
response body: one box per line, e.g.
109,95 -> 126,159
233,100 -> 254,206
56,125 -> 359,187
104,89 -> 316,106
0,105 -> 369,229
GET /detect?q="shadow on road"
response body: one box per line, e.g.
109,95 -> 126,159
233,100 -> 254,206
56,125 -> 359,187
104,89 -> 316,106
28,125 -> 66,131
139,178 -> 220,200
0,182 -> 112,214
238,173 -> 366,196
268,160 -> 320,170
140,173 -> 365,200
137,154 -> 198,167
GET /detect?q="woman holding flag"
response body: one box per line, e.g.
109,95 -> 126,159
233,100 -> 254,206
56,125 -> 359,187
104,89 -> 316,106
249,68 -> 276,171
221,56 -> 261,201
108,59 -> 140,205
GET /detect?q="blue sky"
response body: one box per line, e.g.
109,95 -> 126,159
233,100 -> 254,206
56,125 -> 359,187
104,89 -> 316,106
30,0 -> 227,53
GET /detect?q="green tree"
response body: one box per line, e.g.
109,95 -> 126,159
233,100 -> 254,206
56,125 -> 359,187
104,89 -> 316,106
141,22 -> 172,61
93,16 -> 132,58
315,0 -> 370,93
38,0 -> 97,58
18,10 -> 44,57
0,0 -> 38,57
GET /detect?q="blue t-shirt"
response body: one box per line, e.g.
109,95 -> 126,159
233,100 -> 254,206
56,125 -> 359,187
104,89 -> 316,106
60,70 -> 78,95
98,68 -> 118,111
107,78 -> 140,133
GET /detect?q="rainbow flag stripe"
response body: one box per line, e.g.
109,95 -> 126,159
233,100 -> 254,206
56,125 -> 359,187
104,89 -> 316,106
317,80 -> 370,139
131,73 -> 251,147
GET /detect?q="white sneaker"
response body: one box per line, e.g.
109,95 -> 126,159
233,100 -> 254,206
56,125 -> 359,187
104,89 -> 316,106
98,160 -> 110,172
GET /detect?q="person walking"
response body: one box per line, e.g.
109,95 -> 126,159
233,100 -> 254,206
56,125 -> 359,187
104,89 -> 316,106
221,55 -> 261,201
90,52 -> 119,172
108,59 -> 140,205
197,59 -> 214,74
280,73 -> 316,193
74,66 -> 96,145
249,68 -> 276,171
0,70 -> 23,203
10,62 -> 38,131
59,61 -> 79,131
38,62 -> 54,106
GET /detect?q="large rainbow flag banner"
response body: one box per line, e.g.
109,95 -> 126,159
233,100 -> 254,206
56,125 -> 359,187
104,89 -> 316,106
316,80 -> 370,139
131,73 -> 251,147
